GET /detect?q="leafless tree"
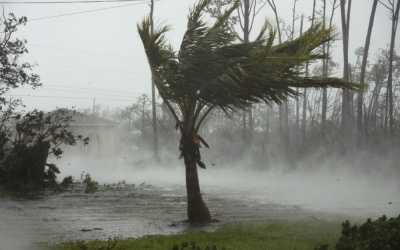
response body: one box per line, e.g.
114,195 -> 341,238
357,0 -> 379,145
379,0 -> 400,138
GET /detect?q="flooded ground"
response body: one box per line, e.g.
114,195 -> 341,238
0,158 -> 399,249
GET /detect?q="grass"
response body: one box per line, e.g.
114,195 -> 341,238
39,220 -> 342,250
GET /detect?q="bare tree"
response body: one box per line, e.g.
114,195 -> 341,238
321,0 -> 339,138
267,0 -> 282,43
321,0 -> 328,137
238,0 -> 267,142
379,0 -> 400,138
340,0 -> 352,138
357,0 -> 378,145
295,14 -> 303,138
302,0 -> 317,143
282,0 -> 300,153
206,0 -> 267,144
365,56 -> 387,141
267,0 -> 286,151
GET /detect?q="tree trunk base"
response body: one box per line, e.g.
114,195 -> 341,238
185,156 -> 211,223
187,201 -> 211,223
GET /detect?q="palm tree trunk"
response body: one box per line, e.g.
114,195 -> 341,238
150,0 -> 159,159
181,134 -> 211,223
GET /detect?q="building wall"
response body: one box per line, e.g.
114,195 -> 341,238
63,125 -> 116,158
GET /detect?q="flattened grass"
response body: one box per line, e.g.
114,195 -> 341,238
42,220 -> 341,250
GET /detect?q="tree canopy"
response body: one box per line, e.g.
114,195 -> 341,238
0,13 -> 40,96
0,13 -> 88,192
138,0 -> 358,137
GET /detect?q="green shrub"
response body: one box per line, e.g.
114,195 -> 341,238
0,108 -> 89,193
335,215 -> 400,250
59,176 -> 74,190
82,172 -> 98,193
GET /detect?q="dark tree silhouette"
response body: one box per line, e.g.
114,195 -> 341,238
0,13 -> 40,95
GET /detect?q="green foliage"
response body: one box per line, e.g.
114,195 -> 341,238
137,0 -> 361,172
138,0 -> 358,118
48,173 -> 101,194
0,12 -> 88,193
59,175 -> 74,190
314,244 -> 330,250
0,107 -> 89,192
81,172 -> 98,193
0,13 -> 40,95
335,215 -> 400,250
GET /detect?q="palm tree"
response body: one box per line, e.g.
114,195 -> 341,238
137,0 -> 359,223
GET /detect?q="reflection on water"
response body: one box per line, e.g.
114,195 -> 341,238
0,163 -> 399,248
0,184 -> 187,245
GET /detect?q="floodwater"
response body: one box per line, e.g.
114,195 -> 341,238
0,158 -> 399,249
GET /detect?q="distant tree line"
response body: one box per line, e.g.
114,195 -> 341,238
97,0 -> 400,170
94,46 -> 400,166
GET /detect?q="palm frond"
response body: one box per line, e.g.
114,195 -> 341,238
138,0 -> 361,125
137,17 -> 173,69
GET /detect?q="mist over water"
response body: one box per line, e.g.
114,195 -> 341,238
55,152 -> 400,219
0,150 -> 399,248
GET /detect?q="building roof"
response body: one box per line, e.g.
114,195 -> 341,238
49,109 -> 119,127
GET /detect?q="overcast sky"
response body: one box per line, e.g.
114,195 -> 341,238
2,0 -> 398,113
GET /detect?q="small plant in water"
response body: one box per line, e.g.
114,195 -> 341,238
80,171 -> 98,193
56,175 -> 74,192
103,180 -> 135,191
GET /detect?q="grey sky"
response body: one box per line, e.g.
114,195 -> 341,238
2,0 -> 398,112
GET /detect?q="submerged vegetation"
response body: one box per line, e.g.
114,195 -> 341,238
81,172 -> 99,193
103,180 -> 136,191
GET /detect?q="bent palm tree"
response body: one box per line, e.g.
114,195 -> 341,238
138,0 -> 359,223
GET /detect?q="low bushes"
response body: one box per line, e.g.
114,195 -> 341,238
335,215 -> 400,250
